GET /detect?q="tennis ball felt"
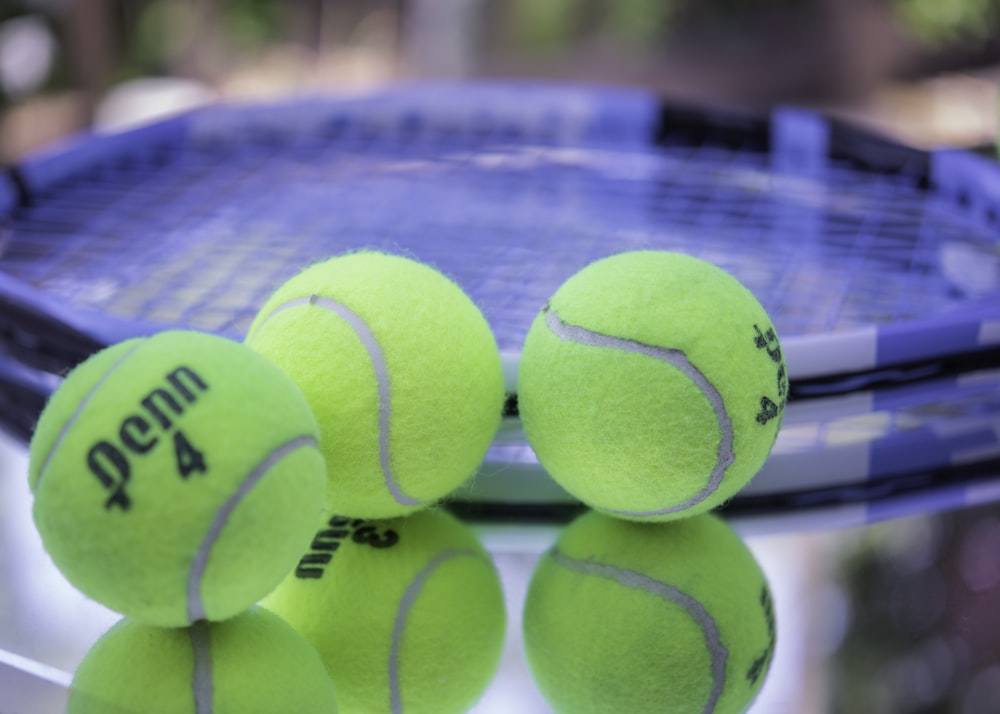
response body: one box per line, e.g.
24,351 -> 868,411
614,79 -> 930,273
66,607 -> 338,714
518,250 -> 788,521
245,251 -> 505,519
28,330 -> 326,627
523,511 -> 776,714
263,509 -> 506,714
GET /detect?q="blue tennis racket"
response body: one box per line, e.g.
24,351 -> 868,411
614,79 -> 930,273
1,82 -> 998,531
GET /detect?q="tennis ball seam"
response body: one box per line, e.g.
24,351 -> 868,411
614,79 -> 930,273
389,547 -> 482,714
191,621 -> 214,713
544,306 -> 736,517
70,609 -> 340,714
185,434 -> 318,622
549,546 -> 728,714
30,340 -> 146,494
33,331 -> 322,624
248,293 -> 423,510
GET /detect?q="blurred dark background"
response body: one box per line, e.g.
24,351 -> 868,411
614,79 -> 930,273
0,0 -> 997,160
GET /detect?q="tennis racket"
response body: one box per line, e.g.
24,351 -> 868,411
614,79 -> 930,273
1,82 -> 999,531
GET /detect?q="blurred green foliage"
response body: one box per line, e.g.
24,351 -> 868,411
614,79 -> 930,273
607,0 -> 680,47
122,0 -> 284,79
508,0 -> 579,54
221,0 -> 283,51
893,0 -> 1000,44
505,0 -> 1000,52
2,0 -> 1000,100
127,1 -> 189,77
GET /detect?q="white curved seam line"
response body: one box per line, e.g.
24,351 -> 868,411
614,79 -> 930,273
545,308 -> 734,516
33,341 -> 145,492
186,434 -> 318,622
256,294 -> 421,508
190,621 -> 213,714
389,548 -> 481,714
551,548 -> 727,714
245,296 -> 313,342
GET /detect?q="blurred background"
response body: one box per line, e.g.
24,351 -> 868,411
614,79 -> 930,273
0,0 -> 998,158
1,1 -> 999,713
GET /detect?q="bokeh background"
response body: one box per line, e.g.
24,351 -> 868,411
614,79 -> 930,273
1,1 -> 999,713
1,0 -> 998,158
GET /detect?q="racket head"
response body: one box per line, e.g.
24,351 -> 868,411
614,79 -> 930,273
1,82 -> 999,532
2,82 -> 998,376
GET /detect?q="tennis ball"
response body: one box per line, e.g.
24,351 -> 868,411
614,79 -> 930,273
28,330 -> 326,627
523,511 -> 776,714
66,607 -> 338,714
245,251 -> 505,519
263,509 -> 506,714
518,250 -> 788,521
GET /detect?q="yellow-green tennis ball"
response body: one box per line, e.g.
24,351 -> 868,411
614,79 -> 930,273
524,511 -> 776,714
245,251 -> 505,519
518,250 -> 788,521
66,607 -> 338,714
263,509 -> 506,714
28,330 -> 326,627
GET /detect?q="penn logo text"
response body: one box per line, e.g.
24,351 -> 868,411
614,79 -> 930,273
753,324 -> 789,425
294,515 -> 400,579
86,366 -> 208,511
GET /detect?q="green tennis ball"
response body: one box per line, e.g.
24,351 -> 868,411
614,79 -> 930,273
28,330 -> 326,627
245,251 -> 505,519
66,607 -> 338,714
518,250 -> 788,521
523,511 -> 776,714
263,509 -> 506,714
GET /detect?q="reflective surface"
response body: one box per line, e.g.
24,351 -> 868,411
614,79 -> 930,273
1,428 -> 822,713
